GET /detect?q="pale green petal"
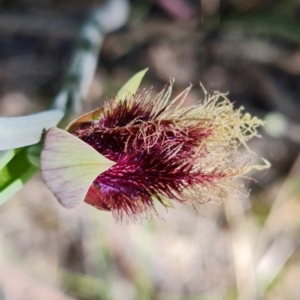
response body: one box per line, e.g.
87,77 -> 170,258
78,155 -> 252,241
117,68 -> 148,101
40,127 -> 115,208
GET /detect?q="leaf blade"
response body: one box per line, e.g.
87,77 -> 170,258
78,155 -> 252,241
0,109 -> 64,150
0,147 -> 38,205
0,149 -> 21,170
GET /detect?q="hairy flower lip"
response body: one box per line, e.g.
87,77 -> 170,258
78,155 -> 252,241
40,74 -> 270,222
64,82 -> 269,221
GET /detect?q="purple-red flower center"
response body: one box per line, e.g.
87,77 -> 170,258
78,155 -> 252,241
71,93 -> 221,220
68,85 -> 265,221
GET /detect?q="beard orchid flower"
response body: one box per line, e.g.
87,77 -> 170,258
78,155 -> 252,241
40,70 -> 269,221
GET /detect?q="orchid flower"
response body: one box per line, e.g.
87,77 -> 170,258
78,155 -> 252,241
40,70 -> 269,221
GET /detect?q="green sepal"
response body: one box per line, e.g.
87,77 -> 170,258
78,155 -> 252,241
117,68 -> 148,101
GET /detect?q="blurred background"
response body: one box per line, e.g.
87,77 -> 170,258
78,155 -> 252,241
1,0 -> 300,299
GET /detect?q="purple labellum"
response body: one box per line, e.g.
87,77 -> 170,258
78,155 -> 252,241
69,83 -> 265,221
